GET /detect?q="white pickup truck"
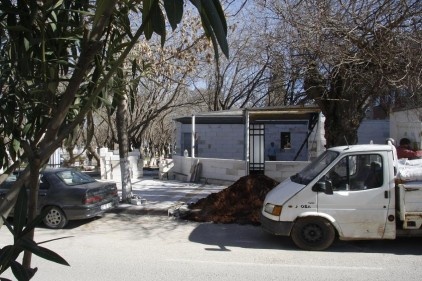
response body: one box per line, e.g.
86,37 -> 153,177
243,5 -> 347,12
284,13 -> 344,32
260,142 -> 422,250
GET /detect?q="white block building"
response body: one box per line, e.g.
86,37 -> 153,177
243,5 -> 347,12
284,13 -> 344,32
166,106 -> 390,184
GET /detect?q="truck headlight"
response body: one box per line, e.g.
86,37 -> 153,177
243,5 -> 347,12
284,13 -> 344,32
264,203 -> 282,216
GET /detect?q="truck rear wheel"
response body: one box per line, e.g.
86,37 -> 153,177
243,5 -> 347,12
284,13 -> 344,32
291,217 -> 335,251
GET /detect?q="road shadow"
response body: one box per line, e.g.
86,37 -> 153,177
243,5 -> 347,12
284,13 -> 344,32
188,222 -> 422,255
61,216 -> 102,229
332,237 -> 422,255
5,216 -> 97,230
188,222 -> 296,251
32,216 -> 102,230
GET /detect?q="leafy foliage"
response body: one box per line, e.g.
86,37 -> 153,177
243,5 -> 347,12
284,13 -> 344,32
0,0 -> 229,173
0,187 -> 69,281
0,0 -> 228,274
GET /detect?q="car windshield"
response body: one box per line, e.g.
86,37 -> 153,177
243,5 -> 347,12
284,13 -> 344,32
291,150 -> 339,185
56,170 -> 96,186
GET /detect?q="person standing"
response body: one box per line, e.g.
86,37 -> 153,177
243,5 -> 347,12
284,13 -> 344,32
396,138 -> 422,159
267,142 -> 277,161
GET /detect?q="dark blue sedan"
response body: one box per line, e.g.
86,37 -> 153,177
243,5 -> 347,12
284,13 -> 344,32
0,168 -> 119,229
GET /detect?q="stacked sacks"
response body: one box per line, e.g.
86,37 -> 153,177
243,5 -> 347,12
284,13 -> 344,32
397,159 -> 422,182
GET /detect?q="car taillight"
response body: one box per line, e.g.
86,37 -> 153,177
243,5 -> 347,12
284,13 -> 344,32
83,195 -> 103,204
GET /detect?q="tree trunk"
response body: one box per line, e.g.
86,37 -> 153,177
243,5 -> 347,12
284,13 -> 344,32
64,144 -> 75,167
86,111 -> 101,167
323,114 -> 359,147
87,146 -> 100,167
305,64 -> 367,148
22,157 -> 42,269
116,93 -> 132,202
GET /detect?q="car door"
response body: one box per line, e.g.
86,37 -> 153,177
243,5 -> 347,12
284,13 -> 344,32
37,174 -> 51,210
316,153 -> 390,239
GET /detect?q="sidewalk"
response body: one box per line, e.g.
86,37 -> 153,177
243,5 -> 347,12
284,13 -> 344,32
109,175 -> 228,216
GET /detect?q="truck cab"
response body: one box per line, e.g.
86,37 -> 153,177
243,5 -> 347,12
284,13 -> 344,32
261,144 -> 399,250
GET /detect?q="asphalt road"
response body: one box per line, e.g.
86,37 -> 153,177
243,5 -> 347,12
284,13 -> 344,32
1,213 -> 422,281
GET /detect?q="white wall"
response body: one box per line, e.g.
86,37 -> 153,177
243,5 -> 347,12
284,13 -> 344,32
358,120 -> 390,145
99,148 -> 143,181
161,155 -> 308,184
390,109 -> 422,149
316,115 -> 390,146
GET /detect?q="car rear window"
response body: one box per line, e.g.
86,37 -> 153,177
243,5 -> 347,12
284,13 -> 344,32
0,173 -> 20,189
56,170 -> 96,186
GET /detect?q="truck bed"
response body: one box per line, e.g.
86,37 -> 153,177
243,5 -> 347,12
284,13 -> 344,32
396,181 -> 422,231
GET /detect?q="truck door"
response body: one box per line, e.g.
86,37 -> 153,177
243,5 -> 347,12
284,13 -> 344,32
316,153 -> 390,239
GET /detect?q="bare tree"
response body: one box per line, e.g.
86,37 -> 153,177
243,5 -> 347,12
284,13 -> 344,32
120,12 -> 213,154
259,0 -> 422,146
191,3 -> 277,111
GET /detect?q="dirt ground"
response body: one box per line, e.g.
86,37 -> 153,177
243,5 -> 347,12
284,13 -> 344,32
183,174 -> 279,225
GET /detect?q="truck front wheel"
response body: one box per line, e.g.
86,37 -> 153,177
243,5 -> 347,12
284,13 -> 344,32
291,217 -> 335,251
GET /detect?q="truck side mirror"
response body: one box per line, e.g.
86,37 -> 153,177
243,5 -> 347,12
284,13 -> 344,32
312,180 -> 333,195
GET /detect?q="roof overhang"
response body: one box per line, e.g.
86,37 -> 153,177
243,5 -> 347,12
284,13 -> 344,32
174,106 -> 321,125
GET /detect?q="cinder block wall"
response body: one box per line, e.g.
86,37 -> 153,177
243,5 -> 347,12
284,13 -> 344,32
265,123 -> 309,161
200,124 -> 245,159
179,124 -> 245,159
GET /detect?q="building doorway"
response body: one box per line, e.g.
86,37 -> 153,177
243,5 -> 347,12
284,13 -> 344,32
249,124 -> 265,174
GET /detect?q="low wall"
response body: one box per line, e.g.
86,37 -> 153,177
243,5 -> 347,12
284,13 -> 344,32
160,156 -> 309,184
96,149 -> 308,184
99,148 -> 143,181
160,156 -> 247,185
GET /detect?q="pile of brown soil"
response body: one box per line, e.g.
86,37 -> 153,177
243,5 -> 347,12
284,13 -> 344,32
183,174 -> 279,225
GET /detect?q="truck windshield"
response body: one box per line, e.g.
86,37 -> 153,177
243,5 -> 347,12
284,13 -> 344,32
291,150 -> 339,185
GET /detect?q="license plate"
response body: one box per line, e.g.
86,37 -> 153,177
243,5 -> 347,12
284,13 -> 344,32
101,202 -> 112,210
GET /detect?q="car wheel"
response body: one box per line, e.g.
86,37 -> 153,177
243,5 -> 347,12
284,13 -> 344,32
43,206 -> 68,229
291,217 -> 335,251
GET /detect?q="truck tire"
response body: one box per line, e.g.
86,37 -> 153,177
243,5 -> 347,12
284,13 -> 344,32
43,206 -> 68,229
291,217 -> 335,251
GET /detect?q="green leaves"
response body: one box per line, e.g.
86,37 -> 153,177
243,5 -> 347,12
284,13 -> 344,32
20,238 -> 69,266
0,187 -> 69,280
143,0 -> 155,40
93,0 -> 112,28
164,0 -> 184,31
10,260 -> 35,281
189,0 -> 229,58
151,2 -> 166,47
141,0 -> 228,58
141,0 -> 166,47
